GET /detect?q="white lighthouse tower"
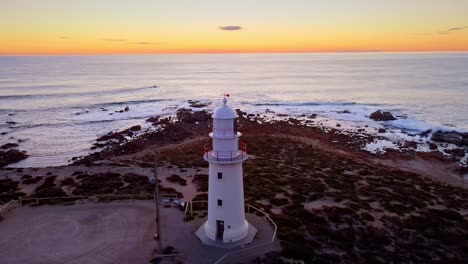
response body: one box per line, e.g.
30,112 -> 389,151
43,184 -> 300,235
196,96 -> 256,246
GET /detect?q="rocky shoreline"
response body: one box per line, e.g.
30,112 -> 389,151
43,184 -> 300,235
1,107 -> 468,263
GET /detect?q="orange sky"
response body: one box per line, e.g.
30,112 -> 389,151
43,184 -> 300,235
1,0 -> 468,55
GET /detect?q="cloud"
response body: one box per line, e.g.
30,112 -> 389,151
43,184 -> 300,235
103,39 -> 128,42
59,36 -> 72,39
219,26 -> 242,31
448,27 -> 465,31
417,26 -> 467,36
436,26 -> 467,35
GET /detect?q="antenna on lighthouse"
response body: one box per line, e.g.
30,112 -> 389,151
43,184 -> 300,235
221,93 -> 230,105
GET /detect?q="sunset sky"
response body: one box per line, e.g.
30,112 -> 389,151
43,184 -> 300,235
1,0 -> 468,55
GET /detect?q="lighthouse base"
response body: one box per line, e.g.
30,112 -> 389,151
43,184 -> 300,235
195,221 -> 257,249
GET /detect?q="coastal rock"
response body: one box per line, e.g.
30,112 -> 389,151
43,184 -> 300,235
444,148 -> 465,158
235,109 -> 247,117
146,115 -> 160,123
378,128 -> 386,133
176,108 -> 196,123
176,108 -> 211,123
369,110 -> 397,121
96,132 -> 126,142
194,110 -> 211,122
1,143 -> 19,149
431,131 -> 466,147
124,106 -> 130,112
188,100 -> 210,108
429,143 -> 437,150
0,149 -> 28,167
420,129 -> 432,138
129,125 -> 141,131
403,141 -> 418,149
6,121 -> 16,125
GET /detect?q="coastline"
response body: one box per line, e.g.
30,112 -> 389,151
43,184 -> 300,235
1,107 -> 468,262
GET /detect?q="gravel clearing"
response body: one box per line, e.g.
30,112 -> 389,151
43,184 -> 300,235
0,201 -> 155,264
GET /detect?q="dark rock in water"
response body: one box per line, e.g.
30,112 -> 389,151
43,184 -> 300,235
0,149 -> 28,167
336,123 -> 341,127
188,100 -> 210,108
431,131 -> 466,147
309,114 -> 317,119
129,125 -> 141,131
403,141 -> 418,149
429,143 -> 437,150
369,110 -> 397,121
378,128 -> 386,133
265,109 -> 275,114
146,115 -> 160,123
1,143 -> 19,149
277,114 -> 288,117
337,110 -> 351,114
8,113 -> 15,116
420,129 -> 432,138
6,121 -> 16,125
124,106 -> 130,112
444,148 -> 465,158
1,132 -> 7,135
152,85 -> 159,88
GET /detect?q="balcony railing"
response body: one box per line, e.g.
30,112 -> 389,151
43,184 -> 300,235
203,142 -> 248,162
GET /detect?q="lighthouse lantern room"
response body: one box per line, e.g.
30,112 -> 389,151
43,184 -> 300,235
196,96 -> 256,246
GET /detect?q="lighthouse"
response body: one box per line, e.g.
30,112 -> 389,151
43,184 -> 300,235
197,96 -> 255,246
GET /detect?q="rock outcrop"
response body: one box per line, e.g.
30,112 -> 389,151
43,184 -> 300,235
431,131 -> 468,147
0,149 -> 28,167
369,110 -> 397,121
176,108 -> 211,123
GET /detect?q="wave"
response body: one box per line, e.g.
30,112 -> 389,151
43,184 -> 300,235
0,85 -> 160,100
247,101 -> 367,107
89,98 -> 174,108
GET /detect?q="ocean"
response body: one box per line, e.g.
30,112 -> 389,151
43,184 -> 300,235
1,52 -> 467,167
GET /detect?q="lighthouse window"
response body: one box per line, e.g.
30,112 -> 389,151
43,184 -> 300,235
217,199 -> 223,206
217,172 -> 223,179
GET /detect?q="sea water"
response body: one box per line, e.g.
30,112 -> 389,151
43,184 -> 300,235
1,52 -> 467,167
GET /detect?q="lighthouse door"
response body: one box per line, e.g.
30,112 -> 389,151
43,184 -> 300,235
216,220 -> 224,240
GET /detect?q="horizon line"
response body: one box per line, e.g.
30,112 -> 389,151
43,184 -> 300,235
2,50 -> 468,56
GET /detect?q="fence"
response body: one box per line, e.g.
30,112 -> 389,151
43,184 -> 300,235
0,200 -> 18,221
18,192 -> 179,206
185,201 -> 278,264
215,204 -> 278,264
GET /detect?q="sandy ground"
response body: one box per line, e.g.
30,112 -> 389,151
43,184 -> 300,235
0,201 -> 155,264
0,201 -> 278,264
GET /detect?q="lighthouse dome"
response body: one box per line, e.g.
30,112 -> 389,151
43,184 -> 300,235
213,98 -> 238,119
